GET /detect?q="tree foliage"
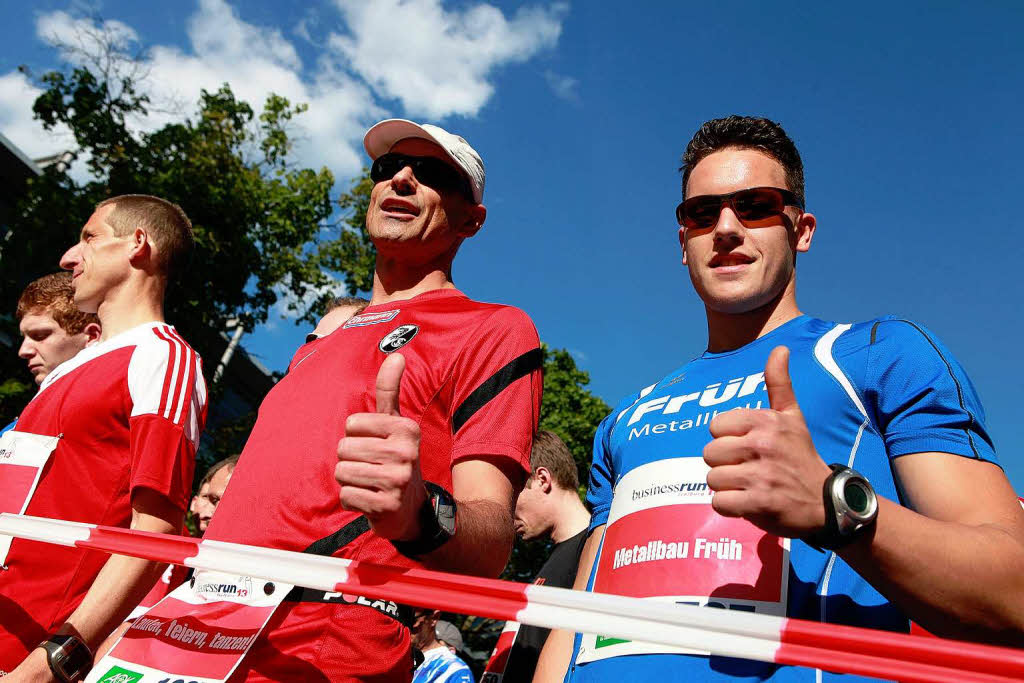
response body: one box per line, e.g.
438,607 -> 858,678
0,48 -> 373,422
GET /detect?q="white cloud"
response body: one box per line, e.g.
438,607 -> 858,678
328,0 -> 567,118
0,0 -> 566,178
36,10 -> 140,64
544,69 -> 579,103
0,71 -> 73,160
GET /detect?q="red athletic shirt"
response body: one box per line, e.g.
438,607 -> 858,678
204,289 -> 543,682
0,322 -> 207,668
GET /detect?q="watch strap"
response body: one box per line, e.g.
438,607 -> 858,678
392,482 -> 456,558
39,634 -> 92,682
807,464 -> 861,551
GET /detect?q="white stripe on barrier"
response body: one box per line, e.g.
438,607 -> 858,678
2,513 -> 1022,683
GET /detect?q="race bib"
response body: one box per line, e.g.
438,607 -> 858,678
481,620 -> 521,682
87,570 -> 294,683
575,457 -> 789,664
0,430 -> 60,565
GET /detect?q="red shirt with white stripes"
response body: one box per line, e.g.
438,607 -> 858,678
0,322 -> 207,667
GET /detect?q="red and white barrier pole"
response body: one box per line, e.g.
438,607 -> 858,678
2,513 -> 1022,683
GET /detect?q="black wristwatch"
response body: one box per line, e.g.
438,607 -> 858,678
806,464 -> 878,551
392,482 -> 457,558
39,634 -> 92,682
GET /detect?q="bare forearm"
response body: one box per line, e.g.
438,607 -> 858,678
62,554 -> 167,649
422,498 -> 514,577
840,497 -> 1024,645
534,526 -> 604,682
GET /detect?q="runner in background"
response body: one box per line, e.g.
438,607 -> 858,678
191,454 -> 239,535
288,295 -> 369,374
484,432 -> 590,682
535,116 -> 1024,683
93,120 -> 542,682
412,612 -> 474,683
2,272 -> 101,435
16,272 -> 101,385
307,296 -> 370,342
0,195 -> 207,680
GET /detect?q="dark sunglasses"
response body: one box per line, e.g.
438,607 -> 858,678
676,187 -> 803,229
370,153 -> 472,200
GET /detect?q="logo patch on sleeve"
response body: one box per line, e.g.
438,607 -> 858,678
379,325 -> 419,353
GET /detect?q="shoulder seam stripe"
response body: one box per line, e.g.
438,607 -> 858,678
154,326 -> 186,423
162,326 -> 184,422
813,323 -> 868,418
452,347 -> 542,434
153,326 -> 177,419
884,319 -> 979,459
165,327 -> 196,425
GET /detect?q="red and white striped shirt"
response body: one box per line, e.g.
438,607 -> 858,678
0,322 -> 207,668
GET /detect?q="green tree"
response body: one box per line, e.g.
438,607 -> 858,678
0,57 -> 373,422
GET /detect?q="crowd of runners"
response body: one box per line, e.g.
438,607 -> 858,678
0,115 -> 1021,683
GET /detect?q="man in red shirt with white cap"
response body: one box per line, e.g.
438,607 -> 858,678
90,120 -> 542,683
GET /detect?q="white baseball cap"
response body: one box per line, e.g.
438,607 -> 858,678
363,119 -> 485,204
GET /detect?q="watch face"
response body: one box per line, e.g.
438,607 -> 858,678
844,480 -> 871,515
435,497 -> 456,536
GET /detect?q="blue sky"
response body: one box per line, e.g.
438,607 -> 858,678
2,1 -> 1022,490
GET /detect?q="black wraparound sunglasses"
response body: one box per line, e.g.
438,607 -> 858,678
370,153 -> 472,201
676,187 -> 804,229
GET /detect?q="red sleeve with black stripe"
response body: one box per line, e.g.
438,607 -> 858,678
449,306 -> 543,471
126,325 -> 208,510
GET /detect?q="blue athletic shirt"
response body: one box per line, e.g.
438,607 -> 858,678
568,315 -> 997,683
414,646 -> 475,683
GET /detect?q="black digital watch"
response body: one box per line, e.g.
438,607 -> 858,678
39,634 -> 92,682
392,481 -> 457,558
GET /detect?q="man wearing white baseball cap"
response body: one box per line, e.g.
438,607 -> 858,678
91,119 -> 543,682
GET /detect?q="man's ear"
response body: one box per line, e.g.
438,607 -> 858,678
535,466 -> 554,494
83,322 -> 102,346
457,203 -> 486,238
678,227 -> 688,266
128,227 -> 153,265
794,211 -> 816,253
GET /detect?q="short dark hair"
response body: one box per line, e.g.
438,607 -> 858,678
529,430 -> 579,491
16,272 -> 99,335
199,454 -> 240,490
681,116 -> 804,205
96,194 -> 194,277
326,296 -> 369,316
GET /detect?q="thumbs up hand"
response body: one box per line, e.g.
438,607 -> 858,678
335,353 -> 428,541
703,346 -> 833,538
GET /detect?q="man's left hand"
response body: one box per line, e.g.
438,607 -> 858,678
704,345 -> 833,538
335,353 -> 428,541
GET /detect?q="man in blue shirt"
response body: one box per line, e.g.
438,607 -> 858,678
412,611 -> 474,683
536,116 -> 1024,682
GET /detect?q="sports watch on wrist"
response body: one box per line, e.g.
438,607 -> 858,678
807,464 -> 879,551
392,481 -> 457,558
38,634 -> 92,682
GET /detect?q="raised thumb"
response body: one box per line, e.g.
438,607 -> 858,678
764,346 -> 800,414
375,353 -> 405,416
